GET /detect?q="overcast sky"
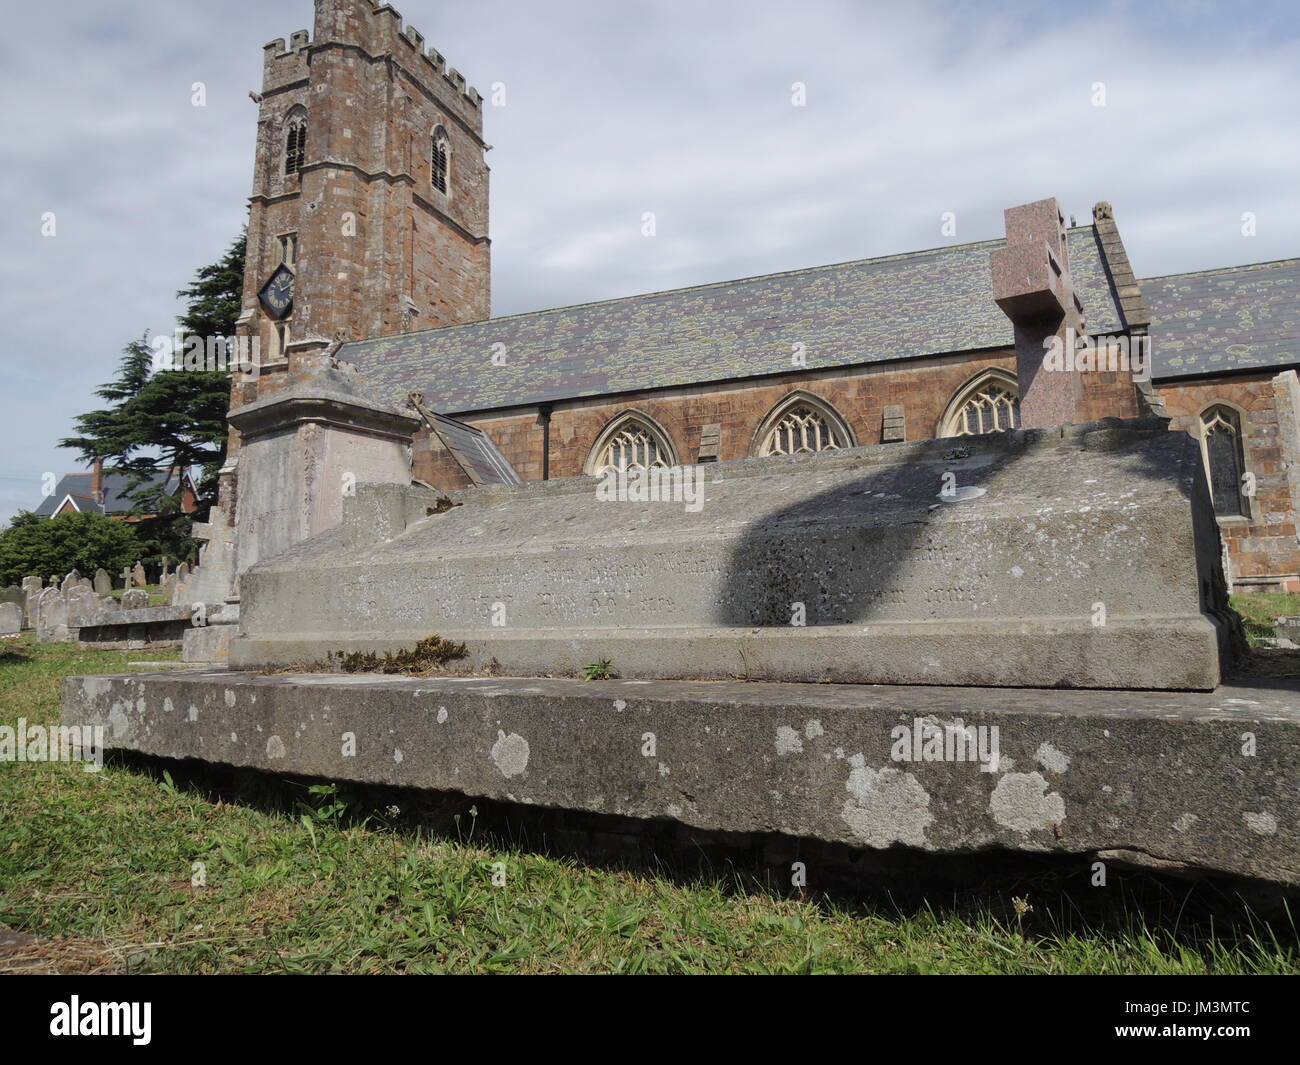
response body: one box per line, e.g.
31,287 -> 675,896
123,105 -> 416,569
1,0 -> 1297,522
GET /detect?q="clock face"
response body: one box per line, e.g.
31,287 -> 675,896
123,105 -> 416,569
259,264 -> 295,319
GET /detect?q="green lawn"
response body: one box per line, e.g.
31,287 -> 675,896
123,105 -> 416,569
0,640 -> 1295,974
1232,592 -> 1300,644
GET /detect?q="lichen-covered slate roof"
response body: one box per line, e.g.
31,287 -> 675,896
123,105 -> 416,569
1143,259 -> 1300,381
340,226 -> 1124,414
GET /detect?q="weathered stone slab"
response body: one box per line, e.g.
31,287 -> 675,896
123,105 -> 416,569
62,670 -> 1300,885
0,602 -> 20,635
70,603 -> 196,651
132,563 -> 148,589
181,622 -> 233,664
120,589 -> 149,610
93,569 -> 113,596
233,418 -> 1228,690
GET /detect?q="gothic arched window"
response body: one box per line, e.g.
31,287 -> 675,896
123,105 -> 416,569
1200,405 -> 1248,518
941,370 -> 1021,437
753,394 -> 854,457
586,413 -> 676,475
431,128 -> 449,194
284,113 -> 307,176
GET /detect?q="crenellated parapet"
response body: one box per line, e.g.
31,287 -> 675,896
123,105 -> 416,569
259,3 -> 486,129
261,32 -> 311,95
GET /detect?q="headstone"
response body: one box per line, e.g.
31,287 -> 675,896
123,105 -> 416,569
0,602 -> 21,635
132,563 -> 148,588
161,573 -> 178,601
176,562 -> 190,582
22,576 -> 43,627
93,569 -> 112,596
120,567 -> 132,592
0,586 -> 23,631
120,589 -> 149,610
36,587 -> 69,641
64,585 -> 99,625
60,570 -> 81,596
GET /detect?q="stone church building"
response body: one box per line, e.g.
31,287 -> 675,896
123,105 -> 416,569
218,0 -> 1300,599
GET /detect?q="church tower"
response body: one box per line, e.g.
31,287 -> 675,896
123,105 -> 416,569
236,0 -> 490,387
198,0 -> 491,610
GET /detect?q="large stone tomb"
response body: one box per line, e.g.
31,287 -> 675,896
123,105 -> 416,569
231,417 -> 1227,691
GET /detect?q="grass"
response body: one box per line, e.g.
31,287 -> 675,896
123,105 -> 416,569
1232,592 -> 1300,644
1,640 -> 1296,974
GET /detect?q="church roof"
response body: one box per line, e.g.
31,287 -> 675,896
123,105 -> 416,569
339,225 -> 1128,414
1143,258 -> 1300,381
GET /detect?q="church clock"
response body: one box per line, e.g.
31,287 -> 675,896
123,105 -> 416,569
258,263 -> 295,319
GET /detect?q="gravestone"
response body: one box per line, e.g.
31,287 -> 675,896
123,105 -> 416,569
132,563 -> 148,588
22,576 -> 42,626
120,589 -> 150,610
59,570 -> 81,596
35,588 -> 69,641
0,585 -> 22,609
231,418 -> 1227,691
93,569 -> 113,596
187,513 -> 237,602
64,586 -> 100,625
0,602 -> 21,635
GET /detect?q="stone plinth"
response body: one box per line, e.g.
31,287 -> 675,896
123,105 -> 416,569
228,359 -> 418,575
232,417 -> 1228,691
62,670 -> 1300,886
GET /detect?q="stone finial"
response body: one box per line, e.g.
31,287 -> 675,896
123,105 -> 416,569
1093,201 -> 1114,221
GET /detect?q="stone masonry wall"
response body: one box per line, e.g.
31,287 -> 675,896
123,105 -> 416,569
1156,370 -> 1300,591
416,349 -> 1139,489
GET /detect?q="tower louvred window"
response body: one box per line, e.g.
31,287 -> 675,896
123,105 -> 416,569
432,132 -> 449,193
285,117 -> 306,176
